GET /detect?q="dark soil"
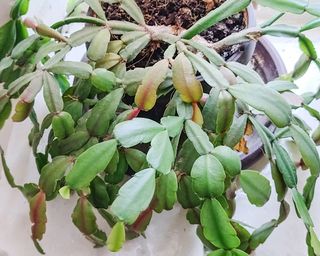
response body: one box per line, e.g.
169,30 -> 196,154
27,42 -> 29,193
103,0 -> 246,66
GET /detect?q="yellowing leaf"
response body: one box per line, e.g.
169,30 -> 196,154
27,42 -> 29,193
135,59 -> 169,111
172,53 -> 203,103
107,222 -> 126,252
192,103 -> 204,126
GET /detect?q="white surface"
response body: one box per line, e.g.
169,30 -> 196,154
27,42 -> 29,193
0,1 -> 320,256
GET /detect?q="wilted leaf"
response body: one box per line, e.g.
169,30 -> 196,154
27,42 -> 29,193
39,156 -> 73,198
249,220 -> 277,250
240,170 -> 271,207
29,191 -> 47,241
72,197 -> 98,235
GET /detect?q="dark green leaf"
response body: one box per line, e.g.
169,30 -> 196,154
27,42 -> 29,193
0,20 -> 16,59
90,68 -> 116,92
66,140 -> 117,190
201,198 -> 240,249
271,161 -> 288,201
10,0 -> 30,19
223,115 -> 248,148
52,111 -> 75,140
212,146 -> 241,177
177,175 -> 201,209
86,88 -> 124,137
72,197 -> 98,235
89,176 -> 110,209
273,143 -> 297,188
124,148 -> 147,172
56,130 -> 90,155
39,156 -> 73,199
176,139 -> 200,175
191,154 -> 225,197
303,176 -> 318,209
154,171 -> 178,213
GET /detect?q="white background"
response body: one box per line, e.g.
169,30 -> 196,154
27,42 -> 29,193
0,1 -> 319,256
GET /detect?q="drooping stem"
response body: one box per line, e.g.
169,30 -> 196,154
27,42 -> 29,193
261,12 -> 285,28
51,16 -> 107,29
181,0 -> 251,39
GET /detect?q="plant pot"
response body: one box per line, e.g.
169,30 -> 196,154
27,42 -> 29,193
230,3 -> 256,64
240,37 -> 286,169
95,2 -> 257,65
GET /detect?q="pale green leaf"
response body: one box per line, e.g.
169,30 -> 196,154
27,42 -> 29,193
110,168 -> 156,224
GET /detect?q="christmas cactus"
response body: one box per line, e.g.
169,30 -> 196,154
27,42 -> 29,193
1,0 -> 320,255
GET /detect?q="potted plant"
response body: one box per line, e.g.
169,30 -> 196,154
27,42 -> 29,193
0,0 -> 320,255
